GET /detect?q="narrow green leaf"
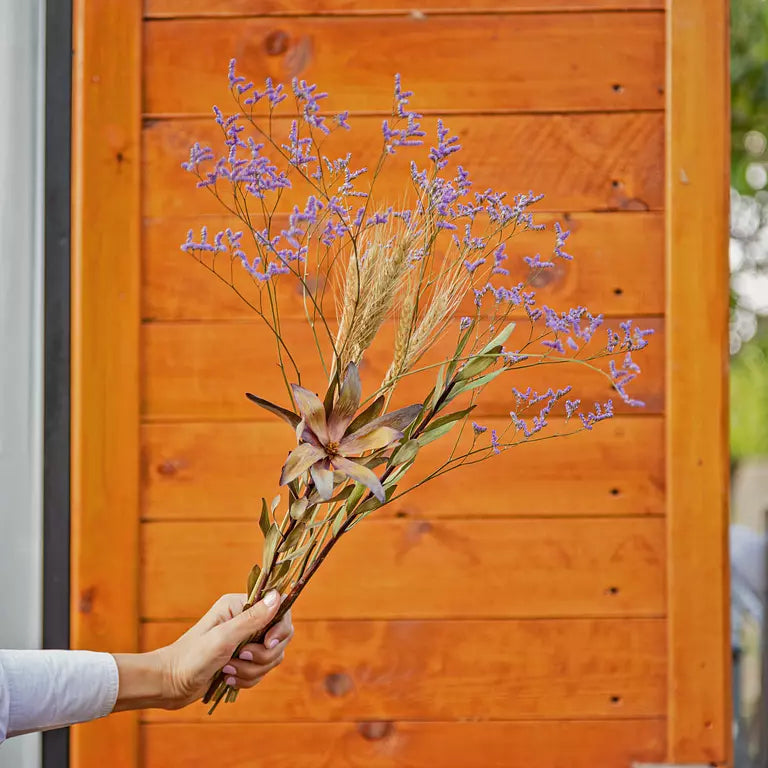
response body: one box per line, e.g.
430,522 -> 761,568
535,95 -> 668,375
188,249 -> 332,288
345,482 -> 366,514
386,460 -> 413,486
425,406 -> 475,432
323,369 -> 339,417
390,438 -> 419,466
345,395 -> 385,435
454,348 -> 501,381
246,563 -> 261,596
446,368 -> 505,402
351,483 -> 397,522
331,507 -> 346,536
245,392 -> 301,428
276,542 -> 312,565
280,522 -> 306,553
262,523 -> 282,572
266,561 -> 290,590
431,363 -> 447,411
259,498 -> 270,537
479,321 -> 516,355
270,495 -> 281,513
290,497 -> 309,521
417,420 -> 462,447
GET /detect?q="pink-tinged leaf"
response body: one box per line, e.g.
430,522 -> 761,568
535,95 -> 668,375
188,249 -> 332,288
310,461 -> 334,501
339,426 -> 402,456
344,404 -> 421,443
246,392 -> 301,428
331,456 -> 386,502
327,363 -> 362,441
291,384 -> 330,445
280,443 -> 326,485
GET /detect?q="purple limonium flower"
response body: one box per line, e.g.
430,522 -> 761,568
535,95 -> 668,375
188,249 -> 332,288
565,399 -> 581,419
541,338 -> 566,355
472,421 -> 487,435
491,243 -> 509,276
334,111 -> 351,130
292,78 -> 330,134
502,350 -> 528,365
181,142 -> 214,173
553,221 -> 573,260
463,257 -> 486,274
428,119 -> 461,170
460,316 -> 472,331
579,400 -> 614,430
524,253 -> 555,270
490,429 -> 501,454
609,352 -> 645,407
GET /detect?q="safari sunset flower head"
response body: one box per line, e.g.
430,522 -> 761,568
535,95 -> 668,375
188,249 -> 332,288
181,60 -> 654,712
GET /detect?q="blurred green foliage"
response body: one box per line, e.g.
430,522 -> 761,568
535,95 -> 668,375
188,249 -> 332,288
731,0 -> 768,193
731,320 -> 768,457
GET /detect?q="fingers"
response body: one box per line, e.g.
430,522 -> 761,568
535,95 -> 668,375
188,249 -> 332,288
221,639 -> 289,689
211,590 -> 281,650
264,609 -> 294,650
193,593 -> 247,635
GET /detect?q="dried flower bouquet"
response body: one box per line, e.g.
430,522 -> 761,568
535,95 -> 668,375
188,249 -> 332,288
180,62 -> 653,712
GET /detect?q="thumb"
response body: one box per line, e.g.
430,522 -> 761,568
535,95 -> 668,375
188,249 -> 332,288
212,589 -> 281,649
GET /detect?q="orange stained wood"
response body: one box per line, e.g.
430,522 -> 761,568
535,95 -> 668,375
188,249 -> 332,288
665,0 -> 731,763
142,720 -> 665,768
146,0 -> 665,16
142,618 -> 666,721
140,316 -> 665,420
144,212 -> 665,321
144,14 -> 664,115
70,0 -> 141,766
141,416 -> 665,521
144,112 -> 665,216
141,517 -> 666,620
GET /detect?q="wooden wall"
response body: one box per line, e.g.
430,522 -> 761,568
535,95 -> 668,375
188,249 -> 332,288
70,1 -> 730,766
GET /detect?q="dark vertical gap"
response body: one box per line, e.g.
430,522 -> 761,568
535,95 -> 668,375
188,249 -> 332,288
43,0 -> 72,766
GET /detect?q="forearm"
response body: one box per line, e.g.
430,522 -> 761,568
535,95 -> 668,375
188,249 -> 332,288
112,650 -> 170,712
0,650 -> 118,737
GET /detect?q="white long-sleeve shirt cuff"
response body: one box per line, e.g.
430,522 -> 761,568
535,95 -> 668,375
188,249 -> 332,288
0,649 -> 119,741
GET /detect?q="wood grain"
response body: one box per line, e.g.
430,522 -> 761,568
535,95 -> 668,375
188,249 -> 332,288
141,317 -> 664,420
142,720 -> 666,767
144,14 -> 664,115
142,618 -> 666,721
143,113 -> 665,217
141,416 -> 664,521
70,0 -> 141,765
144,212 -> 665,321
141,517 -> 666,620
665,0 -> 731,763
146,0 -> 665,16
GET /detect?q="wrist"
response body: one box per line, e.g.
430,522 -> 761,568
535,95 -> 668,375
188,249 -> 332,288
112,650 -> 173,712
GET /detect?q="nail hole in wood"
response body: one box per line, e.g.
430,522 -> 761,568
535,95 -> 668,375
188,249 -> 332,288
606,586 -> 620,596
613,287 -> 623,295
610,695 -> 622,704
612,83 -> 623,93
609,487 -> 620,496
611,179 -> 621,189
324,672 -> 353,697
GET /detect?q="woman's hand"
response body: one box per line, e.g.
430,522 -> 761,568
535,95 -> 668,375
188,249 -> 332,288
113,590 -> 294,711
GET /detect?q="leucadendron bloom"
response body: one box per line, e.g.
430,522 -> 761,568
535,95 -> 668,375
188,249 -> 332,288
279,363 -> 419,502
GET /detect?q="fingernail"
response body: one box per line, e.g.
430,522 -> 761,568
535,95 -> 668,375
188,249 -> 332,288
262,589 -> 279,607
267,638 -> 279,650
238,650 -> 254,661
225,676 -> 237,687
222,664 -> 237,675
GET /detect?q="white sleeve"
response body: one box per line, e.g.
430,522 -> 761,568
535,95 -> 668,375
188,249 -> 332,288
0,650 -> 119,740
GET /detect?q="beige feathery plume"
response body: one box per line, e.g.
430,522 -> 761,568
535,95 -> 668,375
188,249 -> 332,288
334,225 -> 414,375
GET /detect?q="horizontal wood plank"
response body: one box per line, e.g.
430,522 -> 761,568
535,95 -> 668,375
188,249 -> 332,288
143,113 -> 664,217
141,317 -> 664,420
144,14 -> 664,115
143,720 -> 666,767
142,617 -> 666,720
146,0 -> 665,16
141,517 -> 666,620
144,212 -> 665,321
141,416 -> 664,520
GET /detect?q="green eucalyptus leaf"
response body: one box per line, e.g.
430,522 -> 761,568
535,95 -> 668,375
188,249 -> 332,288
390,438 -> 419,466
246,563 -> 261,596
245,392 -> 301,428
259,498 -> 270,537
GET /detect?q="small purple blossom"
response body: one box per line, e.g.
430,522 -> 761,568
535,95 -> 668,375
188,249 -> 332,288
463,257 -> 486,274
490,429 -> 501,454
460,317 -> 472,330
565,399 -> 581,419
491,244 -> 509,276
428,119 -> 461,170
524,253 -> 555,270
472,422 -> 487,435
553,221 -> 573,260
579,400 -> 614,430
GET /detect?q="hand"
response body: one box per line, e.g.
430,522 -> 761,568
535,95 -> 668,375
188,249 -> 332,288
113,590 -> 294,711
